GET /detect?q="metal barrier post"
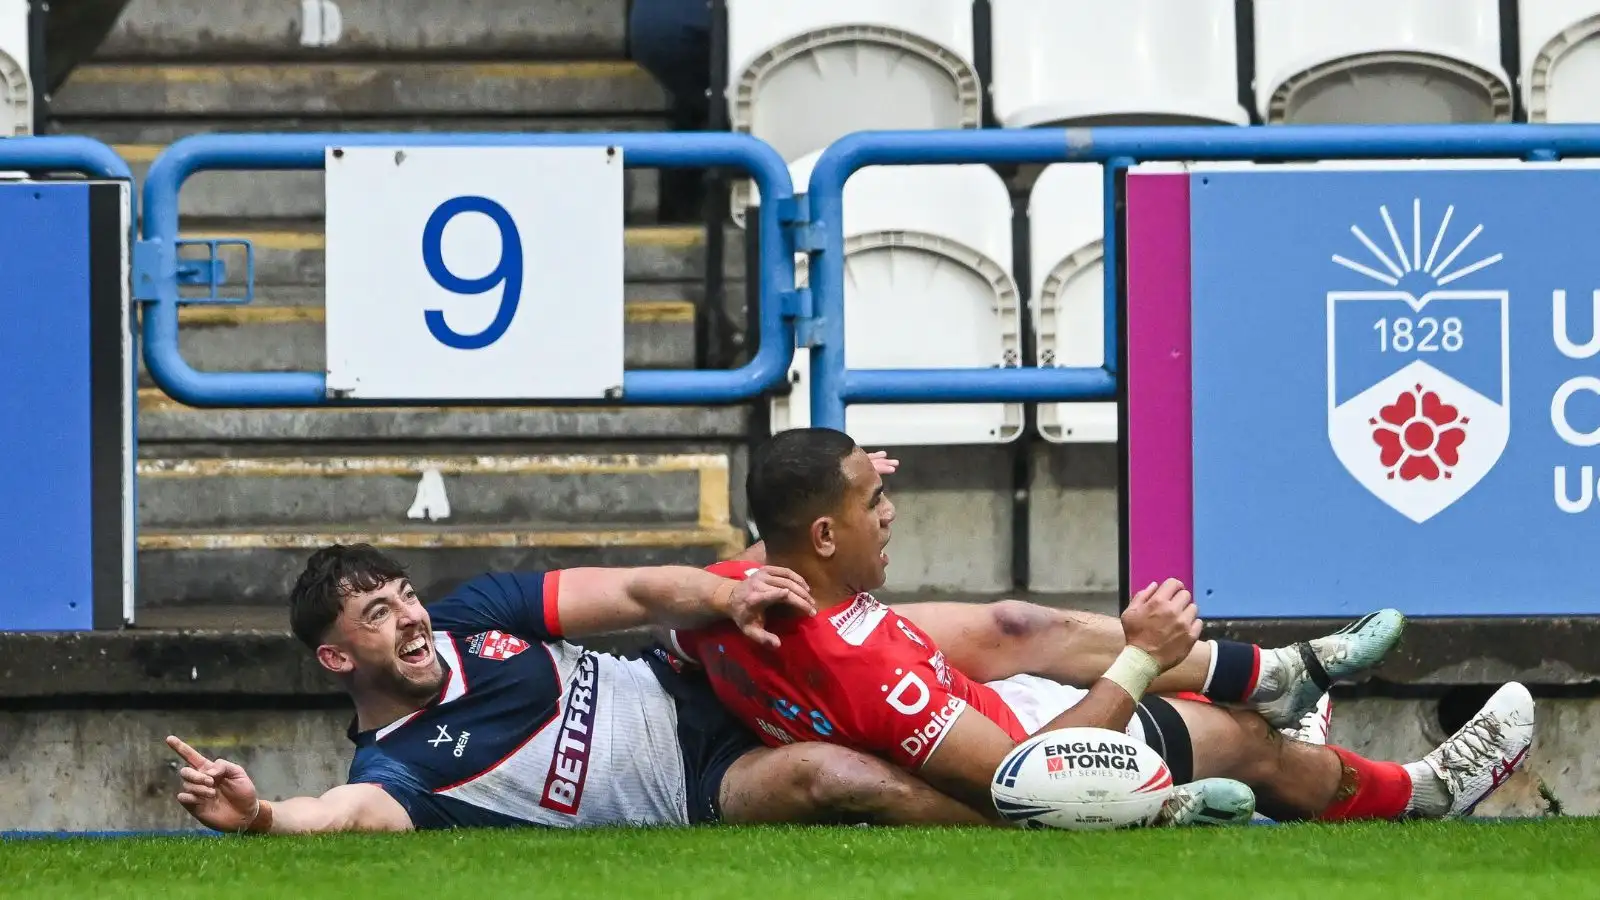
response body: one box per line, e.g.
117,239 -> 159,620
138,132 -> 798,407
804,122 -> 1600,433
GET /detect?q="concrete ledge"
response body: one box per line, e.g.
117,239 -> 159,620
96,0 -> 629,61
0,625 -> 648,699
140,298 -> 695,379
8,613 -> 1599,700
54,61 -> 666,118
1208,617 -> 1600,688
135,389 -> 751,442
52,116 -> 672,146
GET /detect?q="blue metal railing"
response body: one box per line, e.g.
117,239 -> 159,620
802,123 -> 1600,431
138,132 -> 799,407
0,136 -> 133,183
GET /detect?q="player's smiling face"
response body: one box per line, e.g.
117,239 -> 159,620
833,448 -> 896,592
323,577 -> 447,703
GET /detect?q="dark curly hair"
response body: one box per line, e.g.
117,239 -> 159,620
288,543 -> 408,649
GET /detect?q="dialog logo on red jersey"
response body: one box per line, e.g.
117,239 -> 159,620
883,669 -> 931,715
469,630 -> 530,661
899,697 -> 966,761
541,653 -> 599,815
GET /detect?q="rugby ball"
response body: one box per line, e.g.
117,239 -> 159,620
990,727 -> 1173,830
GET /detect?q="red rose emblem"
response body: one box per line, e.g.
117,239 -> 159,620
1370,384 -> 1468,481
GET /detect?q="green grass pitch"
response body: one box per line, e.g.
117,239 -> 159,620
2,820 -> 1595,899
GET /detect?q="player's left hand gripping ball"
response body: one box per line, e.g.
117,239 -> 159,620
721,566 -> 817,648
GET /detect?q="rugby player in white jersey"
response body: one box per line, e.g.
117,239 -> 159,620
166,548 -> 991,833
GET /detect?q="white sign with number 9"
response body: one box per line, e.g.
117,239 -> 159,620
324,145 -> 625,400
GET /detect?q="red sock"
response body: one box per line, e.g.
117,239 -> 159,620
1317,746 -> 1413,821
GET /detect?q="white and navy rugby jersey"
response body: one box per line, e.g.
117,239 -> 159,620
347,571 -> 692,829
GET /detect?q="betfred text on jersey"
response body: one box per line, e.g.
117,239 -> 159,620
898,697 -> 966,760
540,653 -> 600,815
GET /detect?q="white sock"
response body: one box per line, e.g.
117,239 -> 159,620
1403,760 -> 1450,816
1248,647 -> 1291,701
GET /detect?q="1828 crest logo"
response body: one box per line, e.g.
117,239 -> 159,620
1327,200 -> 1510,523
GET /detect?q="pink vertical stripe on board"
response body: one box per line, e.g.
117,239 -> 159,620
1125,173 -> 1194,591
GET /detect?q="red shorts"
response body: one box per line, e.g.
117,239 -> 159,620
672,562 -> 1027,769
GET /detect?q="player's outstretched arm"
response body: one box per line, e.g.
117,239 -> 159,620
896,585 -> 1216,692
555,565 -> 816,647
167,736 -> 412,834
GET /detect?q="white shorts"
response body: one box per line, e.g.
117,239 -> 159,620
985,673 -> 1150,746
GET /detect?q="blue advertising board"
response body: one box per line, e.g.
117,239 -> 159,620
0,181 -> 132,630
1178,162 -> 1600,617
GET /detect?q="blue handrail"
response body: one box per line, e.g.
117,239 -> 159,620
804,122 -> 1600,431
140,132 -> 797,407
0,136 -> 133,182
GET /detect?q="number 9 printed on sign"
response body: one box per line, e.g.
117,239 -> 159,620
420,196 -> 523,351
324,145 -> 625,401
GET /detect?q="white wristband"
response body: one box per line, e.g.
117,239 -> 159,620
1102,646 -> 1160,702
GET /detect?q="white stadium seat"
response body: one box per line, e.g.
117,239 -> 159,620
1522,0 -> 1600,122
726,0 -> 979,223
1028,163 -> 1116,443
1254,0 -> 1511,124
772,152 -> 1023,446
0,0 -> 31,136
990,0 -> 1250,128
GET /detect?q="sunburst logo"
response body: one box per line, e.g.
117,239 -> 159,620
1331,199 -> 1503,289
1324,199 -> 1511,524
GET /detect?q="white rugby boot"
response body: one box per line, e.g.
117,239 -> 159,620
1250,609 -> 1405,729
1404,682 -> 1536,818
1280,692 -> 1332,745
1153,778 -> 1256,827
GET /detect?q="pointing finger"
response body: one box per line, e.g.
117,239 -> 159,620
167,735 -> 210,769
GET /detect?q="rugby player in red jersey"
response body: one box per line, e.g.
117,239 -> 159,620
670,428 -> 1536,825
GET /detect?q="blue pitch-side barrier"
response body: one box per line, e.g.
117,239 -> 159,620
8,127 -> 1600,421
136,132 -> 799,407
119,123 -> 1600,431
802,123 -> 1600,430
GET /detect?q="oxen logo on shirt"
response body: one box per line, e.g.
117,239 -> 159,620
469,630 -> 530,660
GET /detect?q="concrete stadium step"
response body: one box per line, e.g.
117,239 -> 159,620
147,294 -> 696,381
53,61 -> 666,119
50,116 -> 672,147
96,0 -> 629,61
136,525 -> 740,609
138,451 -> 730,531
181,224 -> 738,286
135,388 -> 750,442
119,142 -> 659,223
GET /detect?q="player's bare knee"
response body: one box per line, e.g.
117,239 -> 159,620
797,745 -> 904,820
1229,708 -> 1291,782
